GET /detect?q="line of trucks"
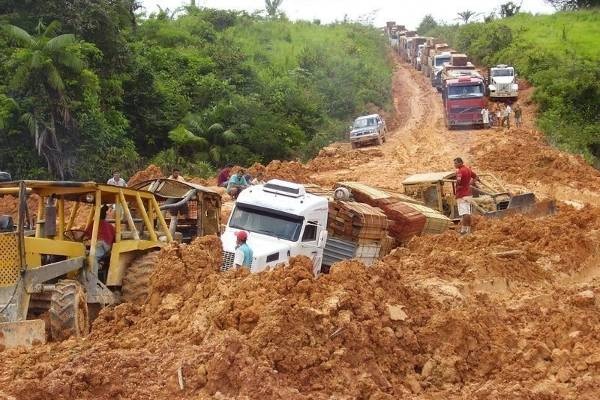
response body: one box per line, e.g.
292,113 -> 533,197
384,21 -> 519,129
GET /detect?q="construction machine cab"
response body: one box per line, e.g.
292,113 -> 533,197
402,172 -> 540,221
131,178 -> 222,243
0,181 -> 173,349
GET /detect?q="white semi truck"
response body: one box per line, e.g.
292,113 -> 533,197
221,180 -> 329,275
488,64 -> 518,99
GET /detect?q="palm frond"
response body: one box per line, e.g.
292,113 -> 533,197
20,112 -> 37,135
57,51 -> 84,72
45,34 -> 76,52
1,24 -> 35,46
46,64 -> 65,92
222,129 -> 238,144
209,146 -> 222,163
43,21 -> 62,38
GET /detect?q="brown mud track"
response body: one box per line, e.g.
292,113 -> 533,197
2,58 -> 600,400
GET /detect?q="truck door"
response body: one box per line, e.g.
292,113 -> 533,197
300,219 -> 325,275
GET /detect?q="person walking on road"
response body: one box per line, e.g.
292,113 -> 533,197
495,106 -> 502,127
514,103 -> 523,128
454,157 -> 480,235
233,230 -> 253,269
481,107 -> 490,129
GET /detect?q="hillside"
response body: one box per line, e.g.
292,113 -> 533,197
425,10 -> 600,167
0,4 -> 392,180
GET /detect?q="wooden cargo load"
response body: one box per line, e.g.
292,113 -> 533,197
380,201 -> 451,242
327,201 -> 390,241
335,182 -> 421,208
451,53 -> 468,67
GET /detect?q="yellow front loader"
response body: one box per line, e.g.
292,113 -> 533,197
0,181 -> 173,349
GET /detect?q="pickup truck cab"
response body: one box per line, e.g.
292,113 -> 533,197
349,114 -> 387,149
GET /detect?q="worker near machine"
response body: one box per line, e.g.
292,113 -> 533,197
495,106 -> 502,127
217,164 -> 233,187
251,172 -> 266,185
502,104 -> 512,129
481,107 -> 490,129
454,157 -> 480,235
85,205 -> 116,271
233,230 -> 253,269
227,169 -> 249,200
168,168 -> 186,182
107,171 -> 127,187
514,103 -> 523,128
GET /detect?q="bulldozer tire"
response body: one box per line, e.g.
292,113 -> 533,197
121,251 -> 160,305
49,280 -> 90,341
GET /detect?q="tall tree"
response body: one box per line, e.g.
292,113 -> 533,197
265,0 -> 284,18
500,1 -> 521,18
456,10 -> 480,24
417,14 -> 438,35
544,0 -> 600,9
2,22 -> 89,178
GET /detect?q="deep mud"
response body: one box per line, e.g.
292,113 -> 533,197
1,56 -> 600,400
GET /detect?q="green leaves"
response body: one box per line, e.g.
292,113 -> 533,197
0,24 -> 34,46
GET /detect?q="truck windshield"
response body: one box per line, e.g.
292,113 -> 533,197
229,204 -> 304,242
491,69 -> 513,77
435,56 -> 451,66
353,118 -> 376,129
447,84 -> 484,98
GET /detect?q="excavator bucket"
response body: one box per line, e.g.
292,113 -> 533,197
0,320 -> 46,350
507,193 -> 536,211
486,194 -> 555,218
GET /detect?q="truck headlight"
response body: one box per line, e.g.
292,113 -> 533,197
512,84 -> 519,90
489,85 -> 497,91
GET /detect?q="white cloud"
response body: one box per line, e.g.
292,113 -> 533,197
141,0 -> 555,28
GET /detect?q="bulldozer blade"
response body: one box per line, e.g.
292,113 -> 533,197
0,320 -> 46,350
507,193 -> 537,211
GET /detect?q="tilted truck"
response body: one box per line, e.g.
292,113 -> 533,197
220,180 -> 449,275
488,64 -> 519,99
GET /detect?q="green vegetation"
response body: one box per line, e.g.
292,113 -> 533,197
424,10 -> 600,165
0,3 -> 393,180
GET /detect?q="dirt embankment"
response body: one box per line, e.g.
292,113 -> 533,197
2,211 -> 600,400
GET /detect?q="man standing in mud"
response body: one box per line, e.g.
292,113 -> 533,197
454,157 -> 479,235
233,230 -> 253,269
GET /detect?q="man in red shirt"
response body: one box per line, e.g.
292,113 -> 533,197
454,157 -> 480,234
217,164 -> 233,187
85,205 -> 116,271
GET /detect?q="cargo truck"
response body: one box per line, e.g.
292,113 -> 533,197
488,64 -> 518,99
442,75 -> 487,129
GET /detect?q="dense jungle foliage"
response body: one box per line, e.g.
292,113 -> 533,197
0,2 -> 393,180
423,10 -> 600,166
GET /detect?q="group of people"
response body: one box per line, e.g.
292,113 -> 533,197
217,164 -> 266,200
106,168 -> 185,188
480,102 -> 522,129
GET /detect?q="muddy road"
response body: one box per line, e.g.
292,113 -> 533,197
310,59 -> 600,207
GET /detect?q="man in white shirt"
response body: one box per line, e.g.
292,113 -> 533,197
107,171 -> 127,187
167,168 -> 186,182
480,107 -> 490,129
502,104 -> 512,129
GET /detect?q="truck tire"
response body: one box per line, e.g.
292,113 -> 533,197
49,280 -> 90,341
377,135 -> 383,146
121,250 -> 160,304
351,142 -> 358,149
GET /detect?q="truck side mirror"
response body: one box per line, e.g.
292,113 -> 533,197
318,230 -> 328,247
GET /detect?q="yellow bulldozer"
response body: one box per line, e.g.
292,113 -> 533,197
0,180 -> 183,349
401,171 -> 555,221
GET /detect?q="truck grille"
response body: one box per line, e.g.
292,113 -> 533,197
221,251 -> 235,272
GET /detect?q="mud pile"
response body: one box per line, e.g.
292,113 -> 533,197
471,129 -> 600,201
0,194 -> 39,221
127,164 -> 164,187
2,208 -> 600,399
247,160 -> 312,183
307,144 -> 384,172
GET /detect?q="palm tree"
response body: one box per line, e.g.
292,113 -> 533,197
265,0 -> 284,18
2,21 -> 86,178
456,10 -> 480,24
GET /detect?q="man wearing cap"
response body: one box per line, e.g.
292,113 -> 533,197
234,230 -> 253,269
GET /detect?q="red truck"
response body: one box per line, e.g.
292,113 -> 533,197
442,76 -> 487,129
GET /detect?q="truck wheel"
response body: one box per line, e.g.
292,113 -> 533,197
377,135 -> 383,146
121,250 -> 160,304
49,280 -> 90,341
351,142 -> 358,149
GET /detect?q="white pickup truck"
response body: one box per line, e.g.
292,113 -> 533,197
221,180 -> 329,274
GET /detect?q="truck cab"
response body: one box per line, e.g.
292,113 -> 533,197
442,76 -> 487,129
221,180 -> 328,274
431,52 -> 453,88
488,64 -> 518,99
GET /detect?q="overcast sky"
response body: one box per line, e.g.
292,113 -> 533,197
141,0 -> 555,27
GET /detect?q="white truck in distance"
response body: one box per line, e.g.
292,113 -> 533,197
221,180 -> 329,274
488,64 -> 518,99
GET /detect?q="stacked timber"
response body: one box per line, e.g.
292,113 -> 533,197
336,182 -> 421,207
327,201 -> 389,241
380,202 -> 426,241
